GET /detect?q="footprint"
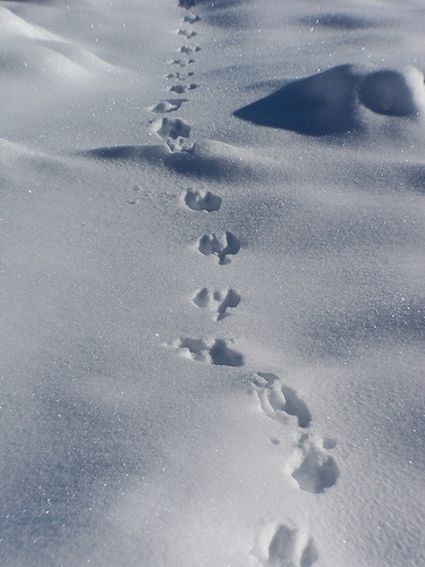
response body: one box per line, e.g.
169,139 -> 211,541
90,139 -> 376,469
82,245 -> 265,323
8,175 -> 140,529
152,116 -> 191,139
166,71 -> 194,81
166,72 -> 183,80
173,337 -> 244,366
253,373 -> 312,429
184,189 -> 222,212
151,117 -> 193,152
254,523 -> 319,567
180,43 -> 201,54
171,58 -> 195,67
192,288 -> 241,321
168,83 -> 198,94
286,434 -> 339,494
197,231 -> 240,265
178,28 -> 197,39
149,99 -> 188,113
210,339 -> 244,366
184,14 -> 201,24
174,337 -> 208,362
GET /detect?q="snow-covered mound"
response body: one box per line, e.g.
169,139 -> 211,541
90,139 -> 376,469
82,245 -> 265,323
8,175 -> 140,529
234,64 -> 425,136
0,4 -> 117,93
0,5 -> 60,40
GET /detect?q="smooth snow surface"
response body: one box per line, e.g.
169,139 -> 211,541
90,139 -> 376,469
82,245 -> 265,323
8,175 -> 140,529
1,0 -> 425,565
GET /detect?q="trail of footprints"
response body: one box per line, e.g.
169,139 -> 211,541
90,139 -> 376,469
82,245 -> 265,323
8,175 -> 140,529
253,372 -> 339,495
249,372 -> 338,565
148,8 -> 200,153
150,9 -> 244,364
162,4 -> 340,565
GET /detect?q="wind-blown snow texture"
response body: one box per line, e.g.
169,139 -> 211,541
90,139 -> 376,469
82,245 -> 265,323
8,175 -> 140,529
1,0 -> 425,566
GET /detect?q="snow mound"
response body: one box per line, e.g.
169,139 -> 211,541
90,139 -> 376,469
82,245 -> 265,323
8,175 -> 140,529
0,6 -> 60,41
0,41 -> 115,81
234,64 -> 425,136
0,7 -> 116,87
358,67 -> 424,117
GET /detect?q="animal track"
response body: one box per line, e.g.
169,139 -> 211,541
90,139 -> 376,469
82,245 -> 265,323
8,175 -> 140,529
166,71 -> 194,80
178,28 -> 197,39
192,288 -> 241,321
149,99 -> 188,113
184,189 -> 222,212
286,434 -> 339,494
180,43 -> 201,54
152,116 -> 191,138
151,117 -> 193,152
254,523 -> 319,567
168,83 -> 198,94
253,373 -> 312,429
171,58 -> 195,67
184,14 -> 200,24
173,337 -> 244,366
197,231 -> 240,265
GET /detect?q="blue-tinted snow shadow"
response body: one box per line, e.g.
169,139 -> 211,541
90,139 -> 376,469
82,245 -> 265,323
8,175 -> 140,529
233,65 -> 361,136
302,300 -> 425,359
80,142 -> 266,182
297,13 -> 377,31
0,344 -> 153,564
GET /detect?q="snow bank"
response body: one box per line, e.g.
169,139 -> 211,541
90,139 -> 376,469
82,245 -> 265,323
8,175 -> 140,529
235,64 -> 425,135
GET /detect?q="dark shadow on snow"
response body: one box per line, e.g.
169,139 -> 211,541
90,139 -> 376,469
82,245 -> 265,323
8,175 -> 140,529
234,65 -> 361,136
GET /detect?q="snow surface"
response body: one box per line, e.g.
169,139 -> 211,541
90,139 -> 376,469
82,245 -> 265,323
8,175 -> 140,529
1,0 -> 425,565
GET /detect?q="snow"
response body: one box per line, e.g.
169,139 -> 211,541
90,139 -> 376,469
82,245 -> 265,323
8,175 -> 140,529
1,0 -> 425,565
